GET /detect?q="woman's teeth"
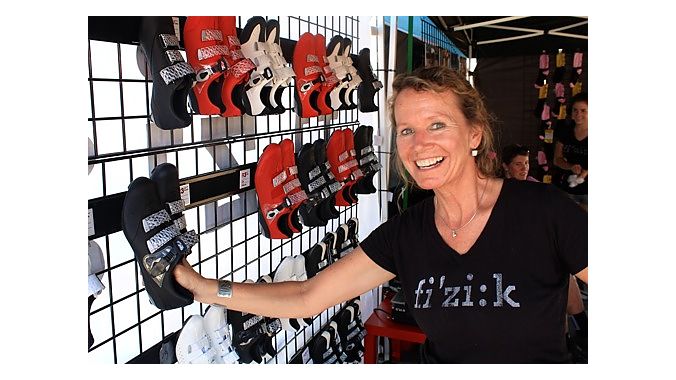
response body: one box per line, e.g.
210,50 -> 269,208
416,156 -> 444,169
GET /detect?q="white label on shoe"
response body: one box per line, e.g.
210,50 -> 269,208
239,169 -> 251,189
180,184 -> 191,206
372,135 -> 383,146
88,208 -> 95,236
172,17 -> 181,41
302,347 -> 312,364
386,191 -> 393,202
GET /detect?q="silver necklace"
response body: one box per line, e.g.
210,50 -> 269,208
435,179 -> 488,238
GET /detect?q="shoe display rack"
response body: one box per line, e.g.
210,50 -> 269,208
87,16 -> 386,364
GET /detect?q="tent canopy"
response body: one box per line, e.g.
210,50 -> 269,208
429,16 -> 588,58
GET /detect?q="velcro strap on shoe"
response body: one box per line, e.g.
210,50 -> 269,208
360,146 -> 374,156
352,168 -> 364,179
329,60 -> 348,79
202,29 -> 223,41
174,215 -> 187,231
308,165 -> 322,180
366,161 -> 382,173
160,33 -> 180,48
265,318 -> 282,335
197,44 -> 230,61
345,321 -> 362,341
147,224 -> 181,253
222,350 -> 239,364
165,50 -> 184,64
184,336 -> 215,364
272,65 -> 295,80
272,170 -> 288,187
322,60 -> 332,74
288,165 -> 298,175
287,189 -> 308,205
327,181 -> 342,194
308,175 -> 327,193
227,35 -> 242,48
160,61 -> 194,85
338,151 -> 349,163
372,80 -> 384,90
337,159 -> 358,175
230,59 -> 256,79
304,65 -> 322,76
178,230 -> 198,249
359,152 -> 377,167
321,349 -> 338,364
167,200 -> 185,215
143,209 -> 172,233
282,177 -> 301,194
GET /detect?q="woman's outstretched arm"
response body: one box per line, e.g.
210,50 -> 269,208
173,246 -> 396,318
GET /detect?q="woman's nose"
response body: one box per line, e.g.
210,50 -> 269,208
411,129 -> 433,147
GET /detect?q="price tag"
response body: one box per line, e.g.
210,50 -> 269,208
88,208 -> 95,237
239,169 -> 251,189
180,184 -> 191,205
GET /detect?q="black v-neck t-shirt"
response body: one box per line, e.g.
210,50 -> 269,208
360,179 -> 587,363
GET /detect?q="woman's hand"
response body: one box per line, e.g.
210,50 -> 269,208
173,258 -> 205,295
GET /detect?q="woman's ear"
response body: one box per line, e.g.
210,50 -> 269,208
470,124 -> 483,151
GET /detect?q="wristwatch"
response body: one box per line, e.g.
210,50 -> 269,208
217,279 -> 233,298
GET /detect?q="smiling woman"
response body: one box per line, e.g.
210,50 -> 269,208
173,65 -> 588,364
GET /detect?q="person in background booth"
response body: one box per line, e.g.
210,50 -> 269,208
501,144 -> 538,182
554,92 -> 588,211
173,66 -> 588,363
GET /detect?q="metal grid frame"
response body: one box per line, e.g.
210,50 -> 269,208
421,18 -> 460,70
88,15 -> 383,364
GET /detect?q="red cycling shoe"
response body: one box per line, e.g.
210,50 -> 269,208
292,32 -> 322,118
184,16 -> 227,115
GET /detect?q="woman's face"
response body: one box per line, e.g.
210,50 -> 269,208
572,101 -> 588,127
393,88 -> 482,190
504,154 -> 529,181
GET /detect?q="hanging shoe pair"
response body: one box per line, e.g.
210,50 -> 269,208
325,35 -> 362,111
351,125 -> 381,194
228,282 -> 277,363
326,128 -> 362,206
354,47 -> 383,112
254,139 -> 307,239
122,163 -> 198,310
183,16 -> 257,117
238,16 -> 295,116
295,139 -> 342,227
175,305 -> 239,364
335,301 -> 367,363
138,16 -> 195,130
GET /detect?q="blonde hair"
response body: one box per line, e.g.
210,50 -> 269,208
388,66 -> 497,190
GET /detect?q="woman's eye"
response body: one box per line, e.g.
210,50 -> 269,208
430,122 -> 446,130
399,128 -> 413,136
